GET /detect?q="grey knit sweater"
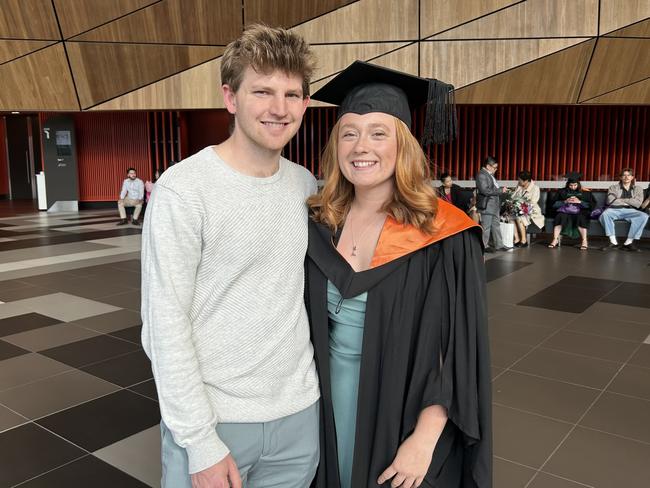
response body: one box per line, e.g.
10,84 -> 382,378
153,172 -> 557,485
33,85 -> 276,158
141,147 -> 320,474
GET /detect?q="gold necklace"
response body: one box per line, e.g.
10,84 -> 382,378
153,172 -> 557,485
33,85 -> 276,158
349,212 -> 386,256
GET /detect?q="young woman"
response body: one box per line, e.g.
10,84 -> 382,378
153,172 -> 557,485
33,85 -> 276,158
548,174 -> 594,250
306,61 -> 492,488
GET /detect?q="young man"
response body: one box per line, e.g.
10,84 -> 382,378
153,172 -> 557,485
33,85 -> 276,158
475,156 -> 508,252
600,168 -> 649,252
141,25 -> 320,488
117,167 -> 144,225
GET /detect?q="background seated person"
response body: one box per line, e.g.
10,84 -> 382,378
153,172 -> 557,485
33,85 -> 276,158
117,167 -> 144,226
599,168 -> 649,252
548,173 -> 594,250
437,173 -> 463,208
511,170 -> 544,248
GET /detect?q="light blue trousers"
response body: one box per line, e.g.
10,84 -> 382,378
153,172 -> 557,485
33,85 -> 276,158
599,207 -> 649,240
161,401 -> 319,488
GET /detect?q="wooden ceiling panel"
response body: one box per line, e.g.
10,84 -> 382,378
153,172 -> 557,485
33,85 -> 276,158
90,57 -> 224,110
0,44 -> 78,110
291,0 -> 417,43
0,0 -> 60,40
583,77 -> 650,104
421,38 -> 587,89
244,0 -> 358,29
454,40 -> 596,104
605,18 -> 650,38
369,43 -> 419,75
600,0 -> 650,35
0,40 -> 56,64
67,42 -> 224,108
311,43 -> 408,82
420,0 -> 521,39
433,0 -> 598,39
72,0 -> 242,45
53,0 -> 159,39
580,38 -> 650,101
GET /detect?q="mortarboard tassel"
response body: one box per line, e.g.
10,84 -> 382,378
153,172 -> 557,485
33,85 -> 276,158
421,79 -> 457,146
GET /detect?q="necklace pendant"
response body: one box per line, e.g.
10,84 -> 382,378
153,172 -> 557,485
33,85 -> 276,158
351,245 -> 357,256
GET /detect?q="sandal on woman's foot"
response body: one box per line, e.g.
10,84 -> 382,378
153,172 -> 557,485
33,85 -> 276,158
579,242 -> 588,251
548,238 -> 560,248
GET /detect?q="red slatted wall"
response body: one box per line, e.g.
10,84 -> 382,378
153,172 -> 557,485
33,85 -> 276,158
0,118 -> 8,196
287,105 -> 650,181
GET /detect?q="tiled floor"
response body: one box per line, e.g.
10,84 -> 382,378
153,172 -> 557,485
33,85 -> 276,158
0,207 -> 649,487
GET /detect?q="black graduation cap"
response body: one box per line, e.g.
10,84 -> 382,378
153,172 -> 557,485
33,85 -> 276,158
311,61 -> 457,145
565,171 -> 583,183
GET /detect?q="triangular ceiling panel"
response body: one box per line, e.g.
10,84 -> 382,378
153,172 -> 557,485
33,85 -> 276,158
0,44 -> 78,110
369,43 -> 419,75
0,0 -> 60,40
53,0 -> 159,39
433,0 -> 598,39
600,0 -> 650,35
90,57 -> 224,110
0,40 -> 57,65
583,77 -> 650,104
579,38 -> 650,101
421,38 -> 588,89
72,0 -> 242,45
244,0 -> 358,29
454,40 -> 596,104
605,18 -> 650,38
420,0 -> 521,39
311,43 -> 408,83
67,42 -> 224,109
291,0 -> 417,43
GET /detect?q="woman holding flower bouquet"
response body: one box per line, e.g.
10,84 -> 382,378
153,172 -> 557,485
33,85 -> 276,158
510,171 -> 544,247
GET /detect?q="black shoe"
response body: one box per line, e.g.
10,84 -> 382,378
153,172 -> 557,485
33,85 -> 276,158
116,219 -> 128,226
518,241 -> 529,248
601,243 -> 619,251
513,242 -> 522,248
132,219 -> 141,226
622,243 -> 641,252
484,247 -> 496,253
497,246 -> 513,252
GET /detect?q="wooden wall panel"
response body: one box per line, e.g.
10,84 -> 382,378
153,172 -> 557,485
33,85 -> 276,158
291,0 -> 417,43
420,38 -> 586,89
455,40 -> 595,104
0,44 -> 79,110
369,43 -> 419,75
53,0 -> 159,39
420,0 -> 521,39
0,0 -> 60,40
0,40 -> 55,64
311,43 -> 408,82
605,18 -> 650,38
600,0 -> 650,35
67,42 -> 224,108
584,78 -> 650,105
244,0 -> 357,29
90,58 -> 224,110
433,0 -> 598,39
72,0 -> 242,45
75,112 -> 150,201
580,38 -> 650,101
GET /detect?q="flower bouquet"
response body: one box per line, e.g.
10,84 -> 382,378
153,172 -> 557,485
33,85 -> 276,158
500,189 -> 531,222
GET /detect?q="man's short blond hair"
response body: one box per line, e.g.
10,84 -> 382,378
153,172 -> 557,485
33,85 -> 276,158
221,24 -> 316,97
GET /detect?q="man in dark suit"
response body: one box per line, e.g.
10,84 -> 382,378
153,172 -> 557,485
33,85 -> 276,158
475,156 -> 508,252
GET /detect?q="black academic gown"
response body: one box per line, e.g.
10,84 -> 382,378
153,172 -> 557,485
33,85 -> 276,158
306,201 -> 492,488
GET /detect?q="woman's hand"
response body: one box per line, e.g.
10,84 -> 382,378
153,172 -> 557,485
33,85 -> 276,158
377,406 -> 447,487
377,432 -> 437,487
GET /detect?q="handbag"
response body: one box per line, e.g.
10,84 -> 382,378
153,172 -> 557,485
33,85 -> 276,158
557,203 -> 581,215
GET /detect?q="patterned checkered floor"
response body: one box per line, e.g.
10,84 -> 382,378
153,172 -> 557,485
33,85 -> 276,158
0,209 -> 649,487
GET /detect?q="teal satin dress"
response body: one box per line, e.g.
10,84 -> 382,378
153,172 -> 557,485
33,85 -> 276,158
327,280 -> 368,488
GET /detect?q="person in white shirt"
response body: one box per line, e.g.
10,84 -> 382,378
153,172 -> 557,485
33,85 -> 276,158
117,167 -> 144,225
141,24 -> 320,488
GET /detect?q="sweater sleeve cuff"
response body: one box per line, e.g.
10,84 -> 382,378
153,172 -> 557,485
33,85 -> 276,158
186,431 -> 230,475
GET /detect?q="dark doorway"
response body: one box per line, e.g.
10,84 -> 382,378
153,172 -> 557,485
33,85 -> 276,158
5,115 -> 39,200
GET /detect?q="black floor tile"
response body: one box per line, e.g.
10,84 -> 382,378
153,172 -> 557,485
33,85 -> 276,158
601,282 -> 650,309
128,379 -> 158,402
0,423 -> 85,487
36,389 -> 160,452
0,312 -> 60,337
48,218 -> 123,229
108,325 -> 142,345
555,275 -> 622,292
40,335 -> 140,368
485,258 -> 533,282
82,350 -> 152,387
0,228 -> 141,252
0,339 -> 30,360
18,454 -> 150,488
518,283 -> 610,313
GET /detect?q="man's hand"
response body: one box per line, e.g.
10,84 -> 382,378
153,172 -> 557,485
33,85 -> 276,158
191,454 -> 242,488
